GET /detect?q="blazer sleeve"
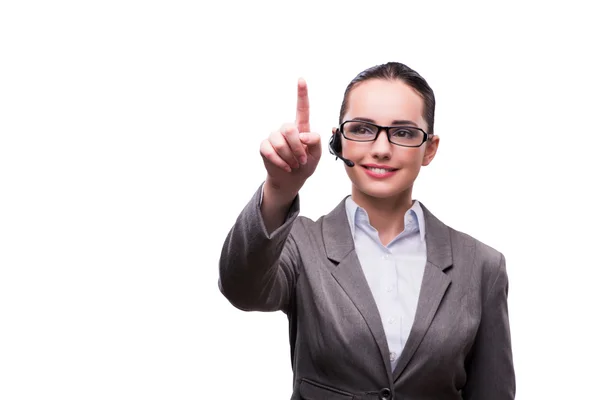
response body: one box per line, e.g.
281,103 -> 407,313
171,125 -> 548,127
463,253 -> 516,400
218,183 -> 301,314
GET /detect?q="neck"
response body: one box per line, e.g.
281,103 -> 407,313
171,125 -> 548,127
351,186 -> 414,245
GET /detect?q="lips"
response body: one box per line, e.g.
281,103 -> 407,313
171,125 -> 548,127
361,164 -> 398,178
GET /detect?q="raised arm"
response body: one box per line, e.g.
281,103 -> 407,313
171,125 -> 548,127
218,78 -> 322,313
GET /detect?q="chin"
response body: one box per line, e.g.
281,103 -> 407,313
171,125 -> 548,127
352,179 -> 413,200
362,187 -> 410,200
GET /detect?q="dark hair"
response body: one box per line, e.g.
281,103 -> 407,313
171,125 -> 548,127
338,62 -> 436,134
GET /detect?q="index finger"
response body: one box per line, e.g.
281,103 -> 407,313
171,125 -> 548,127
295,78 -> 310,133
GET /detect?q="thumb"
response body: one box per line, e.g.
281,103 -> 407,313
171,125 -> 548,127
300,132 -> 322,157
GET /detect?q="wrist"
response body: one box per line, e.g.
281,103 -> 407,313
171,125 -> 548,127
263,177 -> 299,209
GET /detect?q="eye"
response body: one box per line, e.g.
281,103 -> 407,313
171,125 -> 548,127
348,122 -> 376,135
390,128 -> 416,138
357,125 -> 372,134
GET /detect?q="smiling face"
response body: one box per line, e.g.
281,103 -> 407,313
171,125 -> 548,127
339,78 -> 439,204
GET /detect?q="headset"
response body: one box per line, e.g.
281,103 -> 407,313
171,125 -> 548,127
328,128 -> 355,167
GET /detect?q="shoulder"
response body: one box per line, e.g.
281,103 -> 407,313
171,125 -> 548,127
421,201 -> 503,264
421,202 -> 506,289
449,227 -> 503,267
444,222 -> 508,300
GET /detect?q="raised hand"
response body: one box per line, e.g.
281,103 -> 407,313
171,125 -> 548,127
260,78 -> 322,197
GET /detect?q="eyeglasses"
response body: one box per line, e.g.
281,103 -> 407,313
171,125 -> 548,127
339,120 -> 430,148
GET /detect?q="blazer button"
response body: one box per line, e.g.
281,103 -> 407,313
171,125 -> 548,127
379,387 -> 392,400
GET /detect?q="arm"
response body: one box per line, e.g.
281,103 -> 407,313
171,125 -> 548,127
218,77 -> 320,314
463,253 -> 516,399
218,183 -> 301,313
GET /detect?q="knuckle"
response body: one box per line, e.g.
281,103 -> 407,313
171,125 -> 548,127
269,130 -> 282,141
281,124 -> 298,137
259,140 -> 270,155
269,133 -> 283,146
272,141 -> 288,152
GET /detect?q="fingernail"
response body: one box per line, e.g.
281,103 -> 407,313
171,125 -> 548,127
299,156 -> 307,165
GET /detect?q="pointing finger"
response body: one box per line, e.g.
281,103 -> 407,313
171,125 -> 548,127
296,78 -> 310,133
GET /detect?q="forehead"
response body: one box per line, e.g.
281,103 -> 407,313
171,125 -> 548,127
345,79 -> 425,126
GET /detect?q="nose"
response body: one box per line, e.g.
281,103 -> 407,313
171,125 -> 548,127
370,128 -> 393,160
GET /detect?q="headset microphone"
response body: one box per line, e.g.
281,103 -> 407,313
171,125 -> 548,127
333,151 -> 355,167
328,132 -> 355,167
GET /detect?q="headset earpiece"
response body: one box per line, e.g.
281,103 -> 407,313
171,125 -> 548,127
328,129 -> 354,167
329,130 -> 342,153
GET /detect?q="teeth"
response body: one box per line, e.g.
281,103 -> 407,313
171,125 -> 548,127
367,167 -> 392,174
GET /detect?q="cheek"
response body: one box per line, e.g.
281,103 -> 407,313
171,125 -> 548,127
341,142 -> 362,158
395,148 -> 424,167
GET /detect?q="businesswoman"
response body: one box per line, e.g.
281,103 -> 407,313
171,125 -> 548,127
218,62 -> 515,399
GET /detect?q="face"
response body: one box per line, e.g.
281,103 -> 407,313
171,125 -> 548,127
338,78 -> 439,202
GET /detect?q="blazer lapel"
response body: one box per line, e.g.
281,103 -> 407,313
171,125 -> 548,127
392,202 -> 454,381
322,198 -> 393,377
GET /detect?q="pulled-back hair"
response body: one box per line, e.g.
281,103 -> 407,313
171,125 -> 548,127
338,62 -> 436,134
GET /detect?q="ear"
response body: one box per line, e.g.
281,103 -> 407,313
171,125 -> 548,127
422,135 -> 440,166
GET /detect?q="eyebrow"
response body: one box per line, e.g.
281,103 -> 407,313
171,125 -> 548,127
353,117 -> 418,126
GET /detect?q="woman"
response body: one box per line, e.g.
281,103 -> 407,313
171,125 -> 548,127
218,62 -> 515,399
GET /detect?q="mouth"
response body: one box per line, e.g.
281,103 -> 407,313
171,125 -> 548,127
361,164 -> 399,178
364,166 -> 396,173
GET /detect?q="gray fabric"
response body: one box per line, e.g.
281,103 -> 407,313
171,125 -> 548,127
219,184 -> 515,399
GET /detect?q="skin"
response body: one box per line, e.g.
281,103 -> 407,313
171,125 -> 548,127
259,77 -> 439,244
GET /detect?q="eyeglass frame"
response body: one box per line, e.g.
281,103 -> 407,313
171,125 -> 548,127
337,119 -> 431,148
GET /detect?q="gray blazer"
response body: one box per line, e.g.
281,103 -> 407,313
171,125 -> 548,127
219,185 -> 515,400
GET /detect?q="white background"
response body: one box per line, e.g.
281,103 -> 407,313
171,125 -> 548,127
1,1 -> 599,399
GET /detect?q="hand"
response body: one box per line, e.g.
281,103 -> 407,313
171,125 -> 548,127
260,78 -> 322,197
